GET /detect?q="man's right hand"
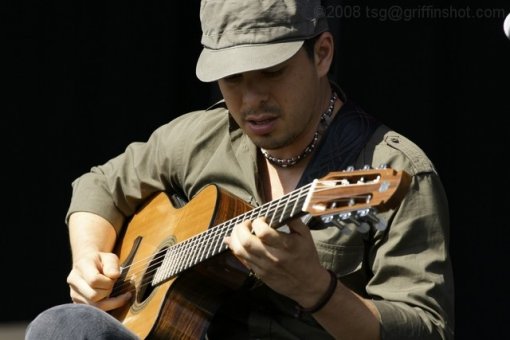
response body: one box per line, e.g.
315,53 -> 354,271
67,250 -> 131,311
67,212 -> 132,311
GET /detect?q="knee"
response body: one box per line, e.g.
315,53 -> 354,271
25,304 -> 103,339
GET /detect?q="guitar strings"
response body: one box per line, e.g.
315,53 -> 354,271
110,179 -> 365,297
109,183 -> 315,297
113,192 -> 296,287
110,182 -> 371,296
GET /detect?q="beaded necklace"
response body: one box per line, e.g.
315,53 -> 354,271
261,91 -> 337,168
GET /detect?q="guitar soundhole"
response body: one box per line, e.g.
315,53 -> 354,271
137,246 -> 169,304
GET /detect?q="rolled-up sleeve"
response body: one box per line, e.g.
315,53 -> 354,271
369,173 -> 454,339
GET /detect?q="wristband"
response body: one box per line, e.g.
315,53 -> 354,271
295,269 -> 337,318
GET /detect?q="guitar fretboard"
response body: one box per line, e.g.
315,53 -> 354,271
152,184 -> 312,285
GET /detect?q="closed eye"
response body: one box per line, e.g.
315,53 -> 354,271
262,67 -> 284,78
223,73 -> 242,83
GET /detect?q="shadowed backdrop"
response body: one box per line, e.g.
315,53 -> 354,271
3,0 -> 509,338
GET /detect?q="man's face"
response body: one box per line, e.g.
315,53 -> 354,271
218,47 -> 323,155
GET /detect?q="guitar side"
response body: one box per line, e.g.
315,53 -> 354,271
108,167 -> 411,338
110,185 -> 253,339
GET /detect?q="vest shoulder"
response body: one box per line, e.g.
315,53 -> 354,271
361,125 -> 436,175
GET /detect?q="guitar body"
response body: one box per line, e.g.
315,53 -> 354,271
110,185 -> 253,339
107,168 -> 411,339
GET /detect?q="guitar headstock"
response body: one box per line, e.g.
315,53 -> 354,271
303,166 -> 411,231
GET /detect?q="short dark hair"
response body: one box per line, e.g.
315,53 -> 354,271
303,34 -> 322,59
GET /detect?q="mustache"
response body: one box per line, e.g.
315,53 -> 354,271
241,104 -> 281,118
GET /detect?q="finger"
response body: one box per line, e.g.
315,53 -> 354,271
67,270 -> 113,303
224,236 -> 252,270
232,220 -> 258,250
225,234 -> 261,276
251,217 -> 272,237
70,288 -> 131,312
251,217 -> 281,246
68,284 -> 104,305
73,255 -> 118,290
84,273 -> 117,291
94,292 -> 132,312
286,218 -> 310,234
79,264 -> 117,291
99,253 -> 121,279
225,221 -> 258,261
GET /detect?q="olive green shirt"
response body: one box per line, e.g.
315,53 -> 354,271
67,102 -> 454,339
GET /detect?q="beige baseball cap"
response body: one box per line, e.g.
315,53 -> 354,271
196,0 -> 328,82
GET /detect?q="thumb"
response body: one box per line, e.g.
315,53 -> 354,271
99,252 -> 121,279
287,218 -> 310,235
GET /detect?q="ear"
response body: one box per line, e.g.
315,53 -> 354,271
314,32 -> 334,77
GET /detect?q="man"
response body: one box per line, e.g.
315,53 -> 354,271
26,0 -> 454,339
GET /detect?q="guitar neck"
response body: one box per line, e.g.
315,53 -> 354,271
151,167 -> 411,286
152,184 -> 312,285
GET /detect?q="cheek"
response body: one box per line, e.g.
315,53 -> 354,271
282,73 -> 313,103
219,84 -> 241,111
218,81 -> 238,100
230,113 -> 244,129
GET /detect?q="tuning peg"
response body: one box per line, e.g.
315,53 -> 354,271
362,164 -> 371,170
326,210 -> 369,234
321,210 -> 386,234
321,215 -> 335,224
373,220 -> 387,231
377,163 -> 388,169
355,208 -> 371,218
343,215 -> 369,233
362,210 -> 388,231
345,165 -> 355,172
320,213 -> 355,234
355,208 -> 388,231
357,221 -> 371,233
321,214 -> 348,233
337,212 -> 352,220
334,216 -> 356,235
331,217 -> 346,230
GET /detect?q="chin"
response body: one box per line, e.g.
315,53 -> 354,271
256,139 -> 292,152
248,130 -> 297,151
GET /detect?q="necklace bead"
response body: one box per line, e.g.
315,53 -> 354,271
261,91 -> 337,168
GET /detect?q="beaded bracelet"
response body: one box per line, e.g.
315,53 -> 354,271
294,269 -> 338,318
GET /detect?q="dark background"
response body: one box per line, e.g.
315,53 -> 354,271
4,0 -> 510,338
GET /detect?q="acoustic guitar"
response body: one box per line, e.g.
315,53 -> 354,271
110,167 -> 411,339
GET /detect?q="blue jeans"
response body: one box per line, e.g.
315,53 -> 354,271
25,304 -> 139,339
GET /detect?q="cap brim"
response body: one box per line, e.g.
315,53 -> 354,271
196,40 -> 304,82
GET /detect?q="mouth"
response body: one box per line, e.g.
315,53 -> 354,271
245,116 -> 278,135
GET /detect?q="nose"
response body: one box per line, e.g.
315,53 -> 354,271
242,78 -> 269,108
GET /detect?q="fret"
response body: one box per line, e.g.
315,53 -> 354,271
180,236 -> 197,272
256,203 -> 267,219
290,188 -> 304,217
248,208 -> 258,221
154,184 -> 315,284
210,223 -> 225,255
268,199 -> 280,226
197,232 -> 209,262
278,194 -> 290,224
176,238 -> 193,274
